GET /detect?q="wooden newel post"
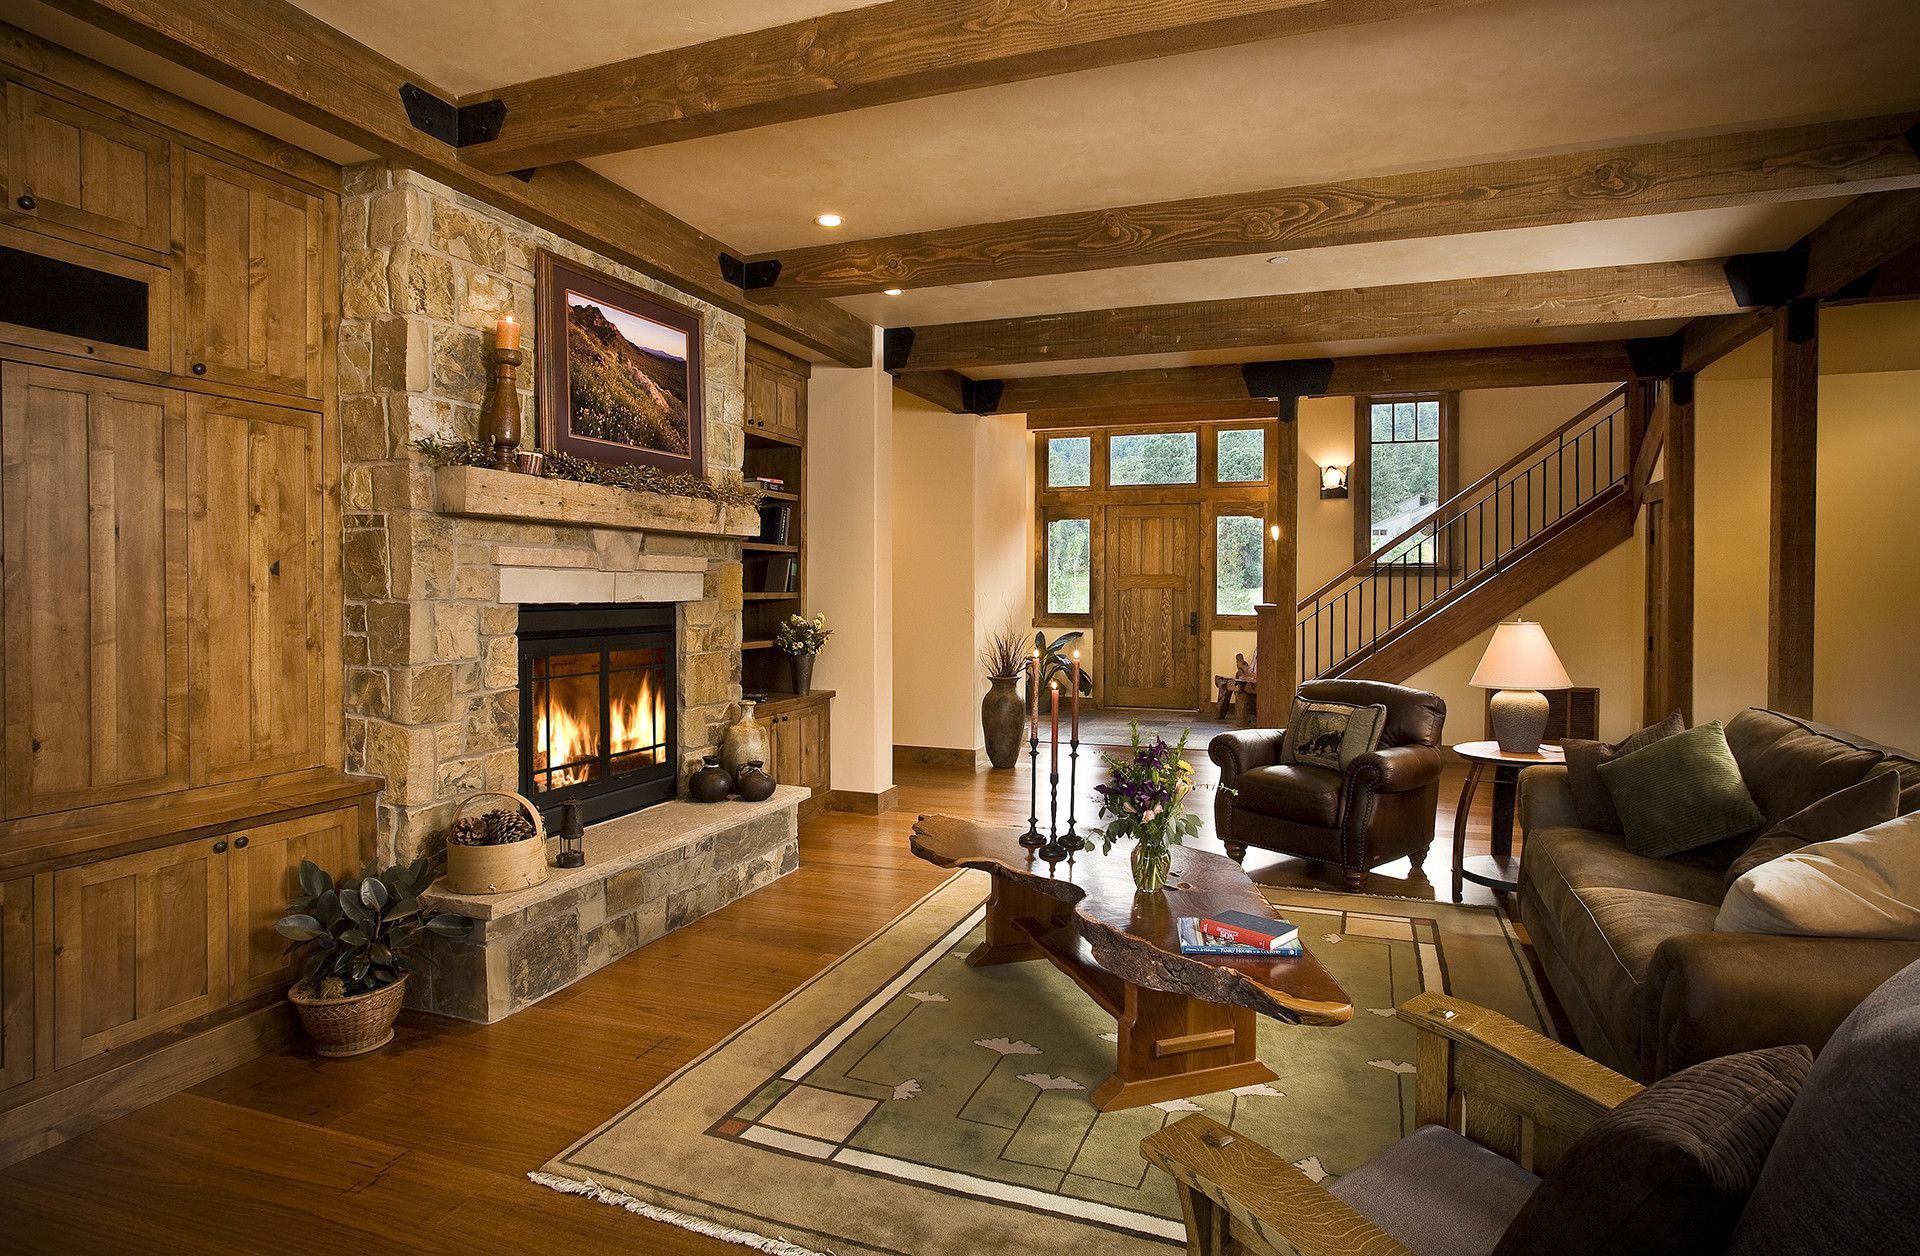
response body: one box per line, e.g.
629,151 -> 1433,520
481,345 -> 525,469
1258,394 -> 1301,729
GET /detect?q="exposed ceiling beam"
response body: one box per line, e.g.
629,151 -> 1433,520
28,3 -> 875,367
747,113 -> 1920,299
995,341 -> 1645,414
894,261 -> 1742,372
460,0 -> 1502,173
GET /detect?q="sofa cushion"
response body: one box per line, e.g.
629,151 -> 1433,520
1331,1124 -> 1540,1256
1280,697 -> 1387,771
1718,811 -> 1920,939
1236,763 -> 1344,828
1723,708 -> 1887,825
1562,712 -> 1685,834
1601,722 -> 1766,859
1493,1046 -> 1812,1256
1524,826 -> 1728,916
1556,887 -> 1721,1058
1725,766 -> 1903,886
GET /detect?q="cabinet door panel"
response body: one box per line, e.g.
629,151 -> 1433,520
4,83 -> 170,255
1,876 -> 31,1091
2,366 -> 188,817
795,707 -> 827,796
176,150 -> 322,399
190,394 -> 324,783
772,373 -> 804,440
52,838 -> 228,1068
229,807 -> 362,1000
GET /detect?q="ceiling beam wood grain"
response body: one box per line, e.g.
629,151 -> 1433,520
460,0 -> 1503,173
896,261 -> 1743,371
749,113 -> 1920,298
27,2 -> 875,367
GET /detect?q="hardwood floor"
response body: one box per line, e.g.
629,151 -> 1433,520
0,754 -> 1519,1253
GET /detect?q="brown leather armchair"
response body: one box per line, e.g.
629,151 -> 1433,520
1208,679 -> 1446,890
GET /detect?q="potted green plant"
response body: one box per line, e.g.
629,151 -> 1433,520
774,612 -> 832,695
275,857 -> 472,1057
1024,630 -> 1094,712
1093,722 -> 1204,893
979,620 -> 1029,770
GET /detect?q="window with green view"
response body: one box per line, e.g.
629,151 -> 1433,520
1046,518 -> 1091,615
1046,436 -> 1091,488
1367,397 -> 1444,563
1216,515 -> 1263,616
1109,431 -> 1197,486
1216,428 -> 1264,482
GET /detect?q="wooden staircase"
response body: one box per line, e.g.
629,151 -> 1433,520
1285,384 -> 1637,685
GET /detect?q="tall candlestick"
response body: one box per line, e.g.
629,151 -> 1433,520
1069,649 -> 1081,739
1049,682 -> 1060,772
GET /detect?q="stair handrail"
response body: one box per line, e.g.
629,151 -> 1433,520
1297,382 -> 1630,610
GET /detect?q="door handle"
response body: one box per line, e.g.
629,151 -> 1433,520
1188,612 -> 1199,635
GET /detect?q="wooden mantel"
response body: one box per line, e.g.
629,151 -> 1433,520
433,465 -> 762,537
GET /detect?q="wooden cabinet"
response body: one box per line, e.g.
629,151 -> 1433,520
189,394 -> 326,785
1,366 -> 189,819
228,809 -> 360,1000
0,877 -> 30,1093
51,837 -> 230,1069
3,82 -> 170,256
745,342 -> 807,442
175,149 -> 324,400
762,692 -> 831,821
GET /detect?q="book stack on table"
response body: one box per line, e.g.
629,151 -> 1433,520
1177,911 -> 1303,957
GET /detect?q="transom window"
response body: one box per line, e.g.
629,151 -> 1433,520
1046,436 -> 1090,488
1216,429 -> 1264,482
1109,431 -> 1197,486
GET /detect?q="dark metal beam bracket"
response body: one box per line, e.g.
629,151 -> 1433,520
400,84 -> 506,148
960,379 -> 1005,415
719,254 -> 783,291
1241,358 -> 1335,400
1724,240 -> 1809,307
882,327 -> 917,373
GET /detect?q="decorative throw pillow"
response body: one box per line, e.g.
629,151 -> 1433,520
1717,811 -> 1920,938
1280,698 -> 1387,772
1599,721 -> 1765,859
1491,1045 -> 1813,1256
1561,711 -> 1685,833
1724,766 -> 1902,886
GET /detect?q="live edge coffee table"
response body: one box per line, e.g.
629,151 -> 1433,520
910,814 -> 1353,1111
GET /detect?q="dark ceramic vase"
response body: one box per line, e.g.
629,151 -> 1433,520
735,760 -> 776,803
689,755 -> 733,803
981,674 -> 1025,769
790,654 -> 814,696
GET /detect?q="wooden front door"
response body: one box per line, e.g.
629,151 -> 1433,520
1103,504 -> 1202,709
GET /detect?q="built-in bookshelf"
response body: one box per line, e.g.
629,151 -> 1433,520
741,340 -> 812,695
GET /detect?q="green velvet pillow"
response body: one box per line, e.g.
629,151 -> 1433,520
1599,721 -> 1766,859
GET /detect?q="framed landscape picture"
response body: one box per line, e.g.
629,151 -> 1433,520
536,250 -> 704,475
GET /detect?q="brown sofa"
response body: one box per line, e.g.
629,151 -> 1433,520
1209,679 -> 1447,890
1518,707 -> 1920,1081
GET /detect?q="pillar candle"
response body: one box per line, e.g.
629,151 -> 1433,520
497,314 -> 521,351
1049,682 -> 1060,772
1069,650 -> 1080,739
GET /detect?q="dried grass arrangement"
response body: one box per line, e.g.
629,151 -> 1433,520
414,436 -> 763,508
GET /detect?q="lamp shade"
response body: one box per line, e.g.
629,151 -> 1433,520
1469,620 -> 1572,690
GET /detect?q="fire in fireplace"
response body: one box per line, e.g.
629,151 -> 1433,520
518,604 -> 678,825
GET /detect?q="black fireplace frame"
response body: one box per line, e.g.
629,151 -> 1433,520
517,603 -> 678,827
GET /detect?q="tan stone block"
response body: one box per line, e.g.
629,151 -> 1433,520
368,184 -> 427,246
342,160 -> 390,197
482,747 -> 518,791
341,394 -> 389,463
435,722 -> 465,760
341,466 -> 374,511
339,324 -> 372,395
433,603 -> 480,660
341,248 -> 389,321
714,562 -> 743,612
438,756 -> 485,796
362,720 -> 437,805
346,668 -> 389,718
394,663 -> 457,724
680,598 -> 719,629
482,635 -> 517,689
344,604 -> 368,635
390,513 -> 456,601
430,325 -> 487,404
371,316 -> 428,393
589,530 -> 647,569
388,245 -> 457,320
340,195 -> 369,248
369,462 -> 413,510
464,690 -> 518,750
460,268 -> 517,329
343,527 -> 390,599
430,200 -> 508,270
454,564 -> 496,601
389,801 -> 457,864
493,544 -> 593,568
681,651 -> 737,708
343,635 -> 369,667
480,605 -> 518,636
367,601 -> 429,667
399,393 -> 461,444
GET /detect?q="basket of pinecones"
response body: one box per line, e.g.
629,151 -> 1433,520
443,789 -> 549,895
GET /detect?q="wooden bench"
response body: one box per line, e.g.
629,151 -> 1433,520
1213,653 -> 1257,725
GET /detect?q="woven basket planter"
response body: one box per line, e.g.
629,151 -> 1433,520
444,789 -> 549,895
289,974 -> 408,1058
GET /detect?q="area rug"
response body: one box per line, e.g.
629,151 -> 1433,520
532,871 -> 1553,1255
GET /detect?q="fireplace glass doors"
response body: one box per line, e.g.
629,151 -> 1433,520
518,604 -> 677,825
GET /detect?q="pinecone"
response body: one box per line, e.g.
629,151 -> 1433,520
448,814 -> 489,846
482,807 -> 534,845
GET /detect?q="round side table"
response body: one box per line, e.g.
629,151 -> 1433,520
1450,740 -> 1564,903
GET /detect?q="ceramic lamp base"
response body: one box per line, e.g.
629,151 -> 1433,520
1489,689 -> 1549,754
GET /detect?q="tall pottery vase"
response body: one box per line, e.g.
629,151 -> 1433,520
980,675 -> 1025,769
790,653 -> 814,696
721,701 -> 768,777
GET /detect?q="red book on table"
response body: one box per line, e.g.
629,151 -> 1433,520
1196,911 -> 1300,951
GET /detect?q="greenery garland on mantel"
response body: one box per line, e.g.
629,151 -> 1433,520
413,437 -> 763,508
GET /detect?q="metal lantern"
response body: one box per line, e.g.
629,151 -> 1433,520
556,800 -> 586,869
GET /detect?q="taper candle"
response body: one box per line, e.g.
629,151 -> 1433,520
1030,649 -> 1041,727
1069,649 -> 1081,738
1049,682 -> 1060,772
496,313 -> 521,351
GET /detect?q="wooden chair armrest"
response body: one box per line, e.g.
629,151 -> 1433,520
1398,993 -> 1640,1151
1142,1115 -> 1414,1256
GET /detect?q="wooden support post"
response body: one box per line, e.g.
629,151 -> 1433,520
1768,300 -> 1819,716
1625,380 -> 1655,511
1257,396 -> 1300,729
1661,373 -> 1697,724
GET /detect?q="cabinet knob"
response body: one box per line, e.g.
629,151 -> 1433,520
15,194 -> 35,212
191,362 -> 208,376
234,835 -> 250,849
212,840 -> 228,854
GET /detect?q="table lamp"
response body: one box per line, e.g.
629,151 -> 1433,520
1470,620 -> 1571,753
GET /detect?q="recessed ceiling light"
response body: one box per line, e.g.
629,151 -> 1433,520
814,213 -> 844,228
883,288 -> 904,296
1267,254 -> 1289,264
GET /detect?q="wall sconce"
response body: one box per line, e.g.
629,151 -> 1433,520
1318,463 -> 1350,499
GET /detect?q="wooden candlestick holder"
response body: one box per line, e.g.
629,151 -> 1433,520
480,345 -> 524,470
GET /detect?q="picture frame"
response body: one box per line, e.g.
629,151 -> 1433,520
536,250 -> 705,476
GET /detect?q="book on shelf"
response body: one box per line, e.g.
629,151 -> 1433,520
753,475 -> 785,492
1190,911 -> 1300,952
758,504 -> 791,544
1177,917 -> 1302,957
